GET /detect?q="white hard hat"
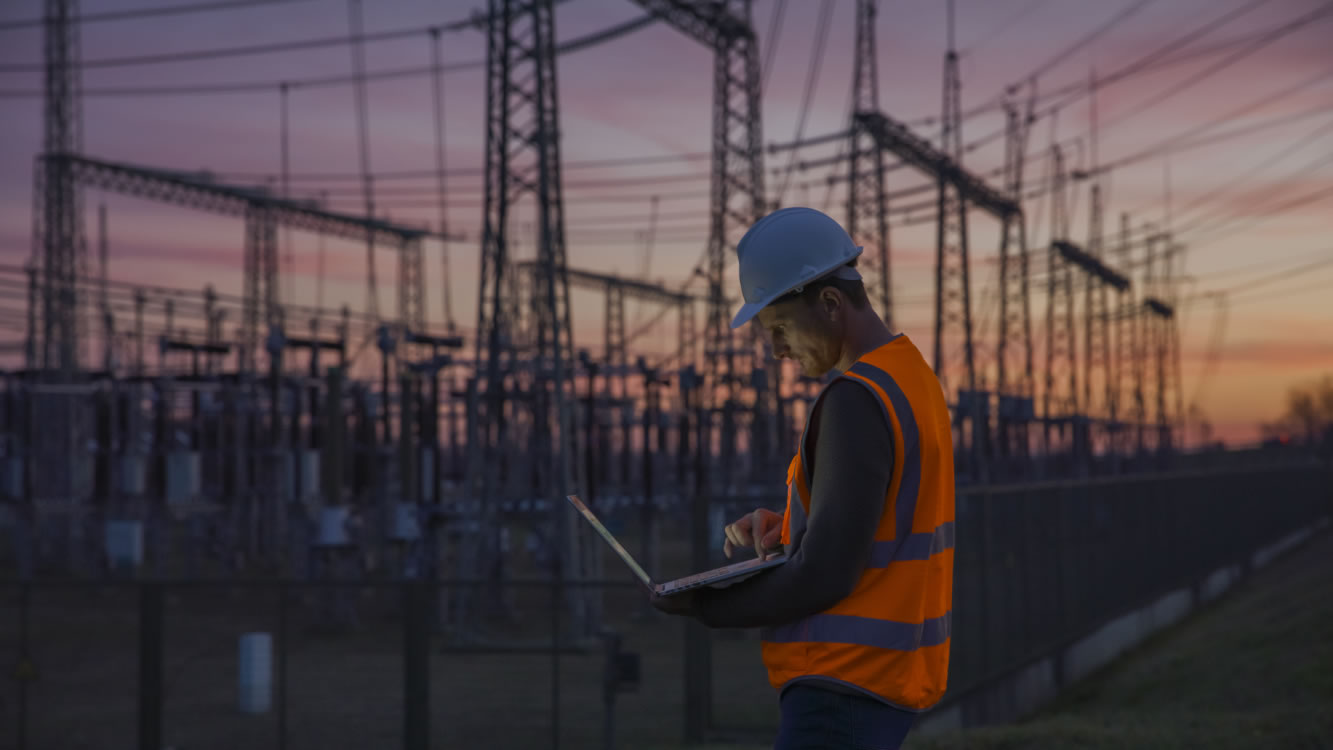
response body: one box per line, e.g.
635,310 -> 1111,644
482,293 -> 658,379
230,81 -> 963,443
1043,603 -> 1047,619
730,206 -> 863,329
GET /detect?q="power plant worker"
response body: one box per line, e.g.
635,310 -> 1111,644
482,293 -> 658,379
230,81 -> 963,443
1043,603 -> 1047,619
650,207 -> 956,750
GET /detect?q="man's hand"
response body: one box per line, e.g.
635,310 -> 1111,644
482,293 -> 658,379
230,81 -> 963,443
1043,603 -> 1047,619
723,507 -> 783,560
649,589 -> 700,617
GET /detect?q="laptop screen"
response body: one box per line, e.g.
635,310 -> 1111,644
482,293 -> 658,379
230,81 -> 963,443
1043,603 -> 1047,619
565,495 -> 653,588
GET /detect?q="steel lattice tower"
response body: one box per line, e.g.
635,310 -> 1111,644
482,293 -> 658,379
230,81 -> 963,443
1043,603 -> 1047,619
996,89 -> 1036,466
1043,145 -> 1078,462
626,3 -> 765,737
472,0 -> 588,633
33,0 -> 87,376
241,204 -> 279,372
1111,212 -> 1135,463
933,46 -> 978,402
934,18 -> 985,480
847,0 -> 892,328
1083,182 -> 1112,457
397,236 -> 425,333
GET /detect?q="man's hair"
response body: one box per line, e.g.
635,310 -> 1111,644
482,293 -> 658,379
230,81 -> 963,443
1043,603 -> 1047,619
780,258 -> 869,310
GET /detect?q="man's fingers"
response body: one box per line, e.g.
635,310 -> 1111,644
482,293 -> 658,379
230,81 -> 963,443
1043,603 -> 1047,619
723,538 -> 734,559
752,509 -> 768,558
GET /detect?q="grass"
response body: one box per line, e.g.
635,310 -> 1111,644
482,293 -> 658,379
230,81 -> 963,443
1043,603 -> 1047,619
907,527 -> 1333,750
642,528 -> 1333,750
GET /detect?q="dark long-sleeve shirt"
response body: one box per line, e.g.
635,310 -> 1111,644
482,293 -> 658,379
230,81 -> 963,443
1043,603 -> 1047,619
695,376 -> 894,630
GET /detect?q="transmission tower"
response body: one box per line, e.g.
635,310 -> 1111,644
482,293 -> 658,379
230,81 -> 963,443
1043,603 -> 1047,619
625,2 -> 765,738
934,4 -> 984,480
33,0 -> 87,376
242,205 -> 279,373
995,86 -> 1036,471
472,0 -> 588,634
397,236 -> 426,332
1043,145 -> 1078,468
1082,181 -> 1112,467
847,0 -> 892,328
1147,235 -> 1185,459
1111,212 -> 1135,468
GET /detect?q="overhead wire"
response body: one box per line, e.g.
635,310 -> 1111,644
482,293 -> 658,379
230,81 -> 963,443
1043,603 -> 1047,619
0,8 -> 654,99
0,0 -> 307,32
760,0 -> 788,97
774,0 -> 835,206
429,27 -> 455,332
1067,1 -> 1333,154
347,0 -> 379,321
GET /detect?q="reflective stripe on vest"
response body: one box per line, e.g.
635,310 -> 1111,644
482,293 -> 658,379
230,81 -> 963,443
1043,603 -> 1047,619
762,335 -> 955,712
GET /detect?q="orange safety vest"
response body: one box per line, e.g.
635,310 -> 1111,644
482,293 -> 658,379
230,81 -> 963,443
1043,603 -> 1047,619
762,334 -> 956,712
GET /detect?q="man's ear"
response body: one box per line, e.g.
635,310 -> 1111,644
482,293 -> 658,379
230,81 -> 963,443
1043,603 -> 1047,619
820,287 -> 842,320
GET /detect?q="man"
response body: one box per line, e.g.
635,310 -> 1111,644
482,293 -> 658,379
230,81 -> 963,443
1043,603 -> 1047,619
650,207 -> 956,750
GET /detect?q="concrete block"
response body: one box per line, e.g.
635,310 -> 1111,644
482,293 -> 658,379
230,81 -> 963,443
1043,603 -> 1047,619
390,503 -> 421,541
104,520 -> 144,571
1199,565 -> 1240,603
117,455 -> 148,496
1064,610 -> 1143,685
165,451 -> 201,505
1147,589 -> 1193,631
914,703 -> 963,735
299,451 -> 320,500
1253,526 -> 1313,569
2,457 -> 22,499
1012,656 -> 1060,716
316,507 -> 350,547
238,632 -> 273,714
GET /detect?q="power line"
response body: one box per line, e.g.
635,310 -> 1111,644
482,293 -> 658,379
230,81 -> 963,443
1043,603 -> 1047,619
1183,180 -> 1333,246
760,0 -> 788,96
775,0 -> 835,205
1140,110 -> 1333,230
0,15 -> 482,73
0,0 -> 307,32
958,0 -> 1051,58
0,9 -> 654,98
947,0 -> 1291,161
1073,1 -> 1333,145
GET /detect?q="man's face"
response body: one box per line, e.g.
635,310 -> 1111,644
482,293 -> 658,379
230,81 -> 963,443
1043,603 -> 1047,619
756,293 -> 842,378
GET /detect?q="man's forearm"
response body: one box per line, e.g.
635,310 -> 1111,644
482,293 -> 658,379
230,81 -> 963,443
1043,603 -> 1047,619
694,552 -> 848,629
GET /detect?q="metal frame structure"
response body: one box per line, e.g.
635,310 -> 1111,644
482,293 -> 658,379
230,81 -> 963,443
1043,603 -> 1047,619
32,154 -> 428,373
847,0 -> 892,328
995,90 -> 1036,472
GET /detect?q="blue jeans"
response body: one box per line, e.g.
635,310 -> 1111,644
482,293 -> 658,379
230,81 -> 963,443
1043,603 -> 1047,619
773,683 -> 916,750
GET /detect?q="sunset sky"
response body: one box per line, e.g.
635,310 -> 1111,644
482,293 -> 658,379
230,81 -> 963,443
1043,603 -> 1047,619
1,0 -> 1330,447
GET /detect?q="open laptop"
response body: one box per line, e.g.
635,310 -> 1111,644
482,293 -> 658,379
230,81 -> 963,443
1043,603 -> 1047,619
566,494 -> 786,596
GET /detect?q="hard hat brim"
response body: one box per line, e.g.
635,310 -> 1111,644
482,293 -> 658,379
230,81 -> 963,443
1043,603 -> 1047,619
729,245 -> 864,329
730,300 -> 767,329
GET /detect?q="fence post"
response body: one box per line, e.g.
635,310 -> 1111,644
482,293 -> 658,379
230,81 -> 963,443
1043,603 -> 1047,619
404,581 -> 430,750
138,582 -> 163,750
278,581 -> 289,750
16,582 -> 31,750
